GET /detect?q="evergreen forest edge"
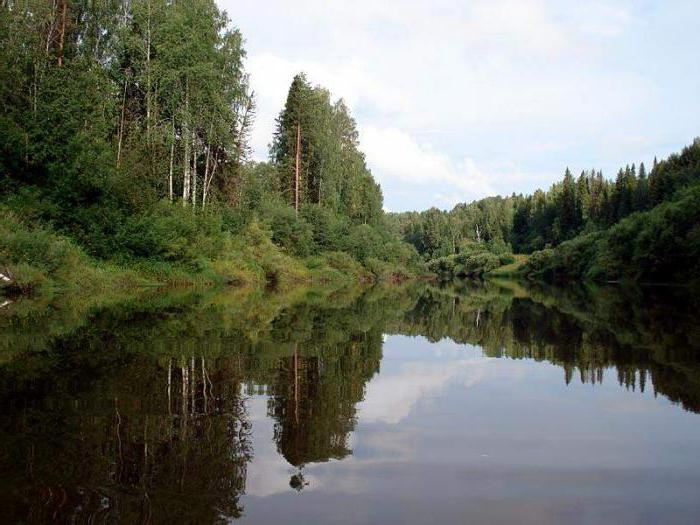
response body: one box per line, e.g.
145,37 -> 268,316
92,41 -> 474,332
1,1 -> 699,299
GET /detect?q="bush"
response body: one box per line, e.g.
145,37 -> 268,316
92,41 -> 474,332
341,224 -> 386,262
301,205 -> 349,252
499,253 -> 515,265
114,201 -> 227,267
427,241 -> 513,279
262,202 -> 316,257
461,252 -> 501,276
321,251 -> 365,276
0,208 -> 83,277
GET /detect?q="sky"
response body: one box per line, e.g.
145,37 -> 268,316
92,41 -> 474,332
217,0 -> 700,212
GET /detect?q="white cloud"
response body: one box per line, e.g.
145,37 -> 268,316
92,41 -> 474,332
246,53 -> 412,161
358,358 -> 495,424
360,125 -> 551,207
222,0 -> 699,210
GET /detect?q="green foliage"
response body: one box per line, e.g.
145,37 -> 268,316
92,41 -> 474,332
392,140 -> 700,266
0,3 -> 414,290
0,208 -> 94,294
300,204 -> 349,252
498,253 -> 516,265
270,75 -> 383,224
320,251 -> 367,277
114,201 -> 227,267
524,181 -> 700,284
262,202 -> 315,257
425,236 -> 514,280
0,206 -> 147,294
340,224 -> 386,262
523,233 -> 602,282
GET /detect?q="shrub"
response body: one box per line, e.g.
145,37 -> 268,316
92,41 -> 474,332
262,202 -> 316,257
114,201 -> 227,267
461,252 -> 501,276
0,208 -> 83,276
301,205 -> 349,252
321,251 -> 365,276
499,253 -> 515,266
341,224 -> 385,262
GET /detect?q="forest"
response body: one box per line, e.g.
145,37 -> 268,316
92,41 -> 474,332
1,0 -> 699,297
0,0 -> 418,297
389,140 -> 700,284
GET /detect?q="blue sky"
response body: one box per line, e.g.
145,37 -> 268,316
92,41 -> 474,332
218,0 -> 699,212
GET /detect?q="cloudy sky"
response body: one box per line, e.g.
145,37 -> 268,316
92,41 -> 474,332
217,0 -> 699,211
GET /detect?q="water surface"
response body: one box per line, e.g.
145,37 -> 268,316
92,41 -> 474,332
1,281 -> 699,524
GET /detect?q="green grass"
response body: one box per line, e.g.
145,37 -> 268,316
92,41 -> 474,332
486,254 -> 529,277
1,206 -> 415,303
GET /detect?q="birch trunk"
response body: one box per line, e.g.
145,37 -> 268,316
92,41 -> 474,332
182,132 -> 190,205
182,85 -> 190,205
168,119 -> 175,202
201,123 -> 213,208
203,153 -> 218,209
116,77 -> 127,168
57,0 -> 67,67
181,358 -> 188,415
202,148 -> 210,209
167,357 -> 172,415
294,343 -> 299,425
191,131 -> 197,209
145,0 -> 152,148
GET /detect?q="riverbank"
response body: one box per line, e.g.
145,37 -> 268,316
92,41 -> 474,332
0,207 -> 418,301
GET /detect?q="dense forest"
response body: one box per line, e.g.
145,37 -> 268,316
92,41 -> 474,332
1,1 -> 698,296
389,139 -> 700,284
0,0 -> 418,296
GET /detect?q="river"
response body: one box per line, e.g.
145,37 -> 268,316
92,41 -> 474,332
1,280 -> 699,524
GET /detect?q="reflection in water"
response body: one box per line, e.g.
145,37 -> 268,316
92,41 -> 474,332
0,281 -> 699,523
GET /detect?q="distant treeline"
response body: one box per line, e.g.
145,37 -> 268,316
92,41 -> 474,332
389,140 -> 700,284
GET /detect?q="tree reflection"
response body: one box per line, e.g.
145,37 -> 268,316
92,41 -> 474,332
390,281 -> 700,413
0,280 -> 699,522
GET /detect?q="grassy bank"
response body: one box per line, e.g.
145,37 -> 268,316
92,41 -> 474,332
0,205 -> 417,300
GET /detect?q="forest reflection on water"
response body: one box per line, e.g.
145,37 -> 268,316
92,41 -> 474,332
1,280 -> 700,524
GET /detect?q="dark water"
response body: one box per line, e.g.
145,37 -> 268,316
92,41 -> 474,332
2,281 -> 700,524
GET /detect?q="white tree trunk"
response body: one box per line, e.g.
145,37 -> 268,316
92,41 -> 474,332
116,77 -> 127,168
145,0 -> 152,147
182,86 -> 190,205
191,131 -> 197,209
203,155 -> 218,209
182,128 -> 190,205
202,122 -> 214,208
168,120 -> 175,202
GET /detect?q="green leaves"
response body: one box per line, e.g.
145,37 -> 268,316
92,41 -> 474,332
270,75 -> 383,223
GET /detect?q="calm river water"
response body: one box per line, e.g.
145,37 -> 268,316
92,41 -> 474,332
1,281 -> 700,524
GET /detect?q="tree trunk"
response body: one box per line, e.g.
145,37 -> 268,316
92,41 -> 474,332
116,76 -> 127,168
203,152 -> 218,209
182,91 -> 190,205
57,0 -> 67,67
294,343 -> 299,425
145,0 -> 152,148
181,358 -> 188,415
191,131 -> 197,209
167,357 -> 172,415
168,119 -> 175,202
202,123 -> 213,208
294,123 -> 300,215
